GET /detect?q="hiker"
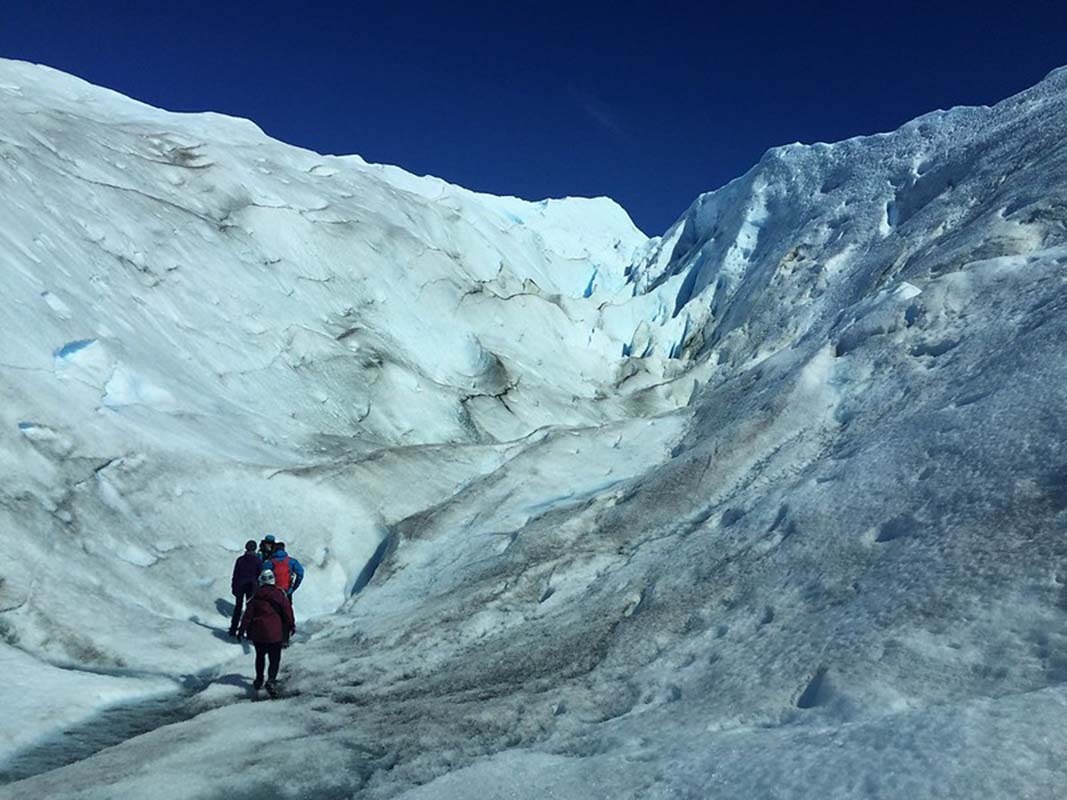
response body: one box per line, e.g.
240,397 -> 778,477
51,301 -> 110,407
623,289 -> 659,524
258,534 -> 276,562
262,541 -> 305,598
229,540 -> 261,639
239,569 -> 295,698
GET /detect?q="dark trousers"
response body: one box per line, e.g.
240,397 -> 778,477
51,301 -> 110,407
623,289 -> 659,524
229,587 -> 254,634
254,642 -> 283,683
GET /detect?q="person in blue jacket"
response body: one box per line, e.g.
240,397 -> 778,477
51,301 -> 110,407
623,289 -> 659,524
229,540 -> 262,639
261,541 -> 304,598
260,542 -> 304,646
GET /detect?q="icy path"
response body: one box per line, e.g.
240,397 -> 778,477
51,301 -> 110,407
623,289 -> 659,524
1,671 -> 218,783
0,613 -> 330,784
0,408 -> 690,789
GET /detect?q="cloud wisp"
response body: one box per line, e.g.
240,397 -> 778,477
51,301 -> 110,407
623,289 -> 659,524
569,87 -> 631,142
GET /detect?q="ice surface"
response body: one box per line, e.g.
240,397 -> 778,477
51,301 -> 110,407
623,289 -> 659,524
1,56 -> 1066,798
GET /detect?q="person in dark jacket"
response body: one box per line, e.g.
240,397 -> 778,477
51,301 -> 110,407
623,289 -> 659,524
229,540 -> 261,638
257,534 -> 276,562
239,569 -> 296,697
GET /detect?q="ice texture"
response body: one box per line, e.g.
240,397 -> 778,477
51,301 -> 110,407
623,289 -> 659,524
1,57 -> 1066,798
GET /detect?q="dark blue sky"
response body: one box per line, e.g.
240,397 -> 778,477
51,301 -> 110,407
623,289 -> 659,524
2,2 -> 1065,234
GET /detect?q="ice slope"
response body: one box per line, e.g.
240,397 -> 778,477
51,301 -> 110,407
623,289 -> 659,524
0,64 -> 676,649
2,60 -> 1067,799
0,56 -> 699,771
629,68 -> 1067,369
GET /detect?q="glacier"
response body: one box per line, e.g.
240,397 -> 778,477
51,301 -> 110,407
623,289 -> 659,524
1,58 -> 1066,799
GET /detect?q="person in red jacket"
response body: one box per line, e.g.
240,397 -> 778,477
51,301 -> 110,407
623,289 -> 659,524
239,569 -> 295,697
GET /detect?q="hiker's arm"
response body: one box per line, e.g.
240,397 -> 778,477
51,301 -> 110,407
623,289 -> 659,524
291,559 -> 305,591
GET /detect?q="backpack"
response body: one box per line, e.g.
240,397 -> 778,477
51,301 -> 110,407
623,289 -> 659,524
269,555 -> 293,592
244,589 -> 288,643
246,595 -> 270,627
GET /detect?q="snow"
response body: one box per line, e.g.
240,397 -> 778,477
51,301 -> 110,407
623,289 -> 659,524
1,55 -> 1067,798
0,647 -> 174,761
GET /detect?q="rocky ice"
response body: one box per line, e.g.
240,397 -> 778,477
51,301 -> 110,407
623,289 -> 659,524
1,58 -> 1066,798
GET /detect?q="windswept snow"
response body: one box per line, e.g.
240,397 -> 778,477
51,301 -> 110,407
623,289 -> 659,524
1,57 -> 1067,799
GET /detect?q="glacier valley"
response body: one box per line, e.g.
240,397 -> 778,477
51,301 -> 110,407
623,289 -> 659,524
1,59 -> 1066,799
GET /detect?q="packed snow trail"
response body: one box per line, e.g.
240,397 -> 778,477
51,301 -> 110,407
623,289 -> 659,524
0,612 -> 328,784
0,674 -> 215,783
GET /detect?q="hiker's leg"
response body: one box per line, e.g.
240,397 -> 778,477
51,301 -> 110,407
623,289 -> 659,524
267,643 -> 282,681
229,593 -> 244,635
254,643 -> 267,683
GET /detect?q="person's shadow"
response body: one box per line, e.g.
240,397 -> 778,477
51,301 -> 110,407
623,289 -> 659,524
215,598 -> 234,617
206,626 -> 251,652
190,610 -> 248,651
213,672 -> 253,688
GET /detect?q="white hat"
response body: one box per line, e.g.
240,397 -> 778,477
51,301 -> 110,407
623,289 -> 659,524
258,570 -> 276,586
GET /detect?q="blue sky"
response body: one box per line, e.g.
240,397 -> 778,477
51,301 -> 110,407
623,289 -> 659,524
2,1 -> 1065,233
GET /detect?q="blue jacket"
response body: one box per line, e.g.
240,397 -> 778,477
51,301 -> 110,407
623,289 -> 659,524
261,549 -> 305,594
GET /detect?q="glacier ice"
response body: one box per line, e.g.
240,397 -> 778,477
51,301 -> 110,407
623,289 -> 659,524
1,57 -> 1066,798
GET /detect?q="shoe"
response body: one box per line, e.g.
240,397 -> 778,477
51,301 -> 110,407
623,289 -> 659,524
253,679 -> 263,690
265,680 -> 278,699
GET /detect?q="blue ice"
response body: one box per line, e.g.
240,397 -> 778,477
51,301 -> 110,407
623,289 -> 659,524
583,268 -> 598,299
54,339 -> 96,359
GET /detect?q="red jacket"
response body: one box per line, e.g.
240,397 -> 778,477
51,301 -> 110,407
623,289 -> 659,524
240,585 -> 295,644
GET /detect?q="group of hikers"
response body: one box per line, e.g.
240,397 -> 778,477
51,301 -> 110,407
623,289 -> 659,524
228,535 -> 305,697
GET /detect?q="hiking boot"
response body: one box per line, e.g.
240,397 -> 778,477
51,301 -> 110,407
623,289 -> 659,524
253,678 -> 264,690
265,680 -> 278,699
